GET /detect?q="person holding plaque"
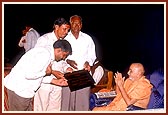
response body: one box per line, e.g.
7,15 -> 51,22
61,15 -> 97,111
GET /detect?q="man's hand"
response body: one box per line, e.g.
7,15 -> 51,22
22,38 -> 26,43
83,61 -> 90,71
45,63 -> 52,76
66,67 -> 73,73
66,59 -> 78,70
51,78 -> 68,86
114,72 -> 125,88
52,70 -> 64,79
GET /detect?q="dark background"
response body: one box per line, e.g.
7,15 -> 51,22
4,3 -> 164,75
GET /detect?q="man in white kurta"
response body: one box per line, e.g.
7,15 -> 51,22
61,15 -> 97,111
62,31 -> 96,111
33,17 -> 71,111
3,39 -> 72,111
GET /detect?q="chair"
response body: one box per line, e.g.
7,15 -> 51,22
89,69 -> 115,110
91,69 -> 114,93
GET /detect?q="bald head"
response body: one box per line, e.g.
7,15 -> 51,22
128,63 -> 145,81
131,63 -> 145,75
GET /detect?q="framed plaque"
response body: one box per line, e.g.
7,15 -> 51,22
64,70 -> 95,91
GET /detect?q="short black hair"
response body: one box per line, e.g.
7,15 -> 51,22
53,17 -> 69,28
53,39 -> 72,55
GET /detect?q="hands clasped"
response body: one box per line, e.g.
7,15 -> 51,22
114,72 -> 125,87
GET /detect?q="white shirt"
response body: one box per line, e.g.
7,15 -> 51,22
18,35 -> 26,49
40,60 -> 69,90
92,66 -> 104,85
35,31 -> 69,84
91,60 -> 104,85
19,28 -> 40,52
4,47 -> 54,98
35,31 -> 57,49
64,31 -> 96,70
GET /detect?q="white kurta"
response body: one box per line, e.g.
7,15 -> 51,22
4,47 -> 54,98
19,28 -> 40,52
65,31 -> 96,70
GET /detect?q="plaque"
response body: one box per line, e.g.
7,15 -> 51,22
64,70 -> 95,91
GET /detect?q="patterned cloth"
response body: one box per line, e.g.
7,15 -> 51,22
147,85 -> 164,109
147,68 -> 164,109
153,90 -> 162,108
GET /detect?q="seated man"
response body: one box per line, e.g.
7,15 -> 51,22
92,63 -> 153,111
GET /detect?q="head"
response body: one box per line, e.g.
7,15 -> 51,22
53,17 -> 70,39
22,29 -> 27,35
25,24 -> 32,32
127,63 -> 145,81
53,39 -> 72,62
69,15 -> 82,34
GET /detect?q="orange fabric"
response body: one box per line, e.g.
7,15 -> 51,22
99,88 -> 111,92
93,76 -> 152,111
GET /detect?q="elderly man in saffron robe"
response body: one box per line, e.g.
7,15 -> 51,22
93,63 -> 153,111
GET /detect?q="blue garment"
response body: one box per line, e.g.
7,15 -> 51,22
147,68 -> 164,109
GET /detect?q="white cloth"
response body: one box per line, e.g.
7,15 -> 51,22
4,47 -> 54,98
64,31 -> 96,70
34,84 -> 62,111
35,31 -> 57,49
34,31 -> 68,111
34,31 -> 62,83
61,31 -> 96,111
34,61 -> 69,111
92,66 -> 104,85
18,35 -> 26,48
19,28 -> 40,52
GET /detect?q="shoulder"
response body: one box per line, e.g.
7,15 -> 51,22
28,28 -> 35,33
136,76 -> 153,89
38,32 -> 51,39
29,28 -> 38,32
31,47 -> 51,56
80,31 -> 92,38
65,32 -> 73,39
80,32 -> 95,43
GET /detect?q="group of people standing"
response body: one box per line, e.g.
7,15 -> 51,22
4,15 -> 153,112
4,15 -> 104,111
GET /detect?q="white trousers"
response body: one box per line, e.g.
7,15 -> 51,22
34,84 -> 62,111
